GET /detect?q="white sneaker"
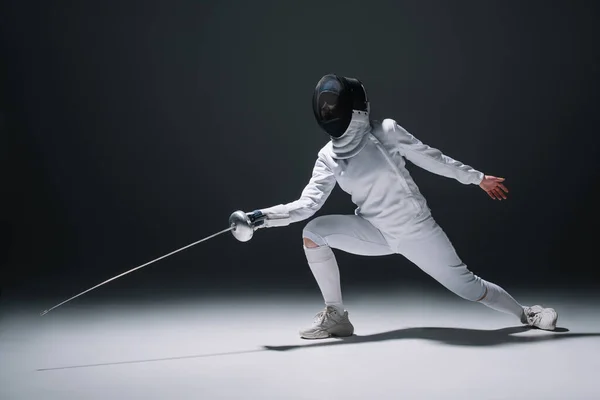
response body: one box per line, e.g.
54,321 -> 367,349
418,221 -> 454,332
523,305 -> 558,330
299,306 -> 355,339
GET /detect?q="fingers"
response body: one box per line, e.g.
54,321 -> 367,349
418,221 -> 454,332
488,189 -> 500,200
483,176 -> 509,200
494,187 -> 507,200
486,187 -> 507,200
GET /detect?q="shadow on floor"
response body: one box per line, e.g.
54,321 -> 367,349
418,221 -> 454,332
36,348 -> 266,371
264,325 -> 600,351
37,325 -> 600,371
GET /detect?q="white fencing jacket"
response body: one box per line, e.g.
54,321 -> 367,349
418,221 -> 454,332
259,112 -> 484,239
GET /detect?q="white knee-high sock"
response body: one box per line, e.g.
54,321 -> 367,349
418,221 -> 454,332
304,245 -> 344,312
479,281 -> 526,321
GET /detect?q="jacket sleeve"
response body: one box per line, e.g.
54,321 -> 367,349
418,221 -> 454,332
385,119 -> 484,185
258,152 -> 336,227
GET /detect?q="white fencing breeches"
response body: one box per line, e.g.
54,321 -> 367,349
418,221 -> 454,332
303,214 -> 524,319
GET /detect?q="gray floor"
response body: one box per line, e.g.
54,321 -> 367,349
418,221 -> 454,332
1,288 -> 599,400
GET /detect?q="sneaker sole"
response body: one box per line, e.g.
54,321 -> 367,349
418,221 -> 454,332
300,323 -> 355,340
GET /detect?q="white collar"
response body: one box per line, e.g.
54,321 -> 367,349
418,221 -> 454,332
331,111 -> 371,159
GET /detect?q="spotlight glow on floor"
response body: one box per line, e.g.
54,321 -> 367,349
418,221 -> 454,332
1,289 -> 599,399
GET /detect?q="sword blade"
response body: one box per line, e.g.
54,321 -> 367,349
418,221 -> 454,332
40,226 -> 234,316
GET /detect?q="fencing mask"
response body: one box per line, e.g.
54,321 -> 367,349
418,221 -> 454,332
312,74 -> 369,138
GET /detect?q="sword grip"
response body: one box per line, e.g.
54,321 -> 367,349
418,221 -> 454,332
247,210 -> 266,227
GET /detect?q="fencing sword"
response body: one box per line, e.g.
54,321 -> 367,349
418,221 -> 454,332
40,211 -> 261,316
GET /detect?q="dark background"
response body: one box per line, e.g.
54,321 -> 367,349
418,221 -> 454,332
1,1 -> 599,302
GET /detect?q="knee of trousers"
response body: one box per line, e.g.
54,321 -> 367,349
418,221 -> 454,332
436,265 -> 487,302
302,217 -> 330,247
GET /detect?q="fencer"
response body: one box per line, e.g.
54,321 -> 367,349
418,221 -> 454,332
242,74 -> 558,339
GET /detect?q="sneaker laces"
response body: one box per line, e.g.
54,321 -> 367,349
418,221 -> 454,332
525,308 -> 542,326
313,306 -> 338,325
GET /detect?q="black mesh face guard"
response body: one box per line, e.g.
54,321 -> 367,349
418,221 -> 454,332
312,74 -> 368,138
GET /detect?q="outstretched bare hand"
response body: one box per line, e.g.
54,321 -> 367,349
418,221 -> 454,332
479,175 -> 509,200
